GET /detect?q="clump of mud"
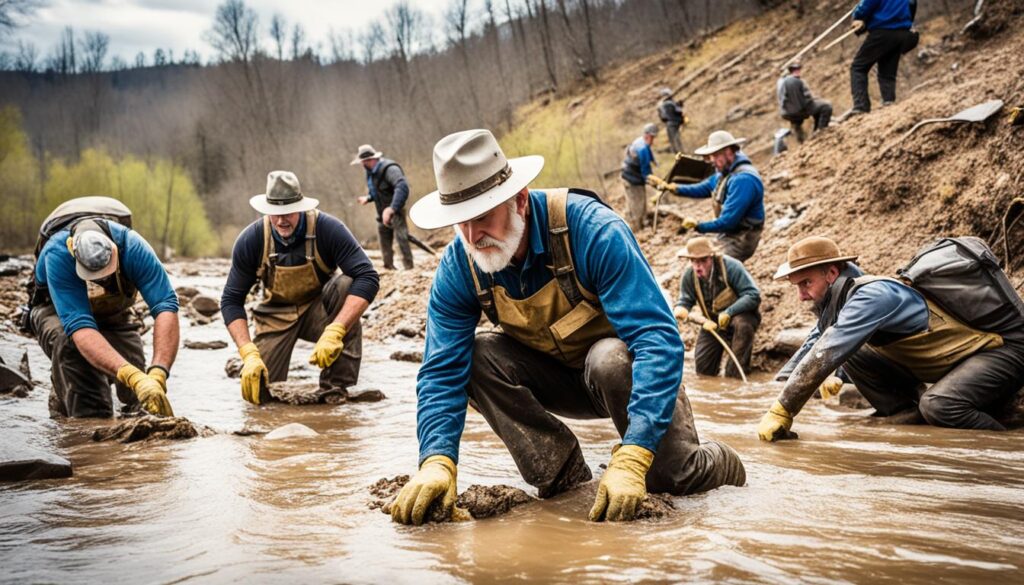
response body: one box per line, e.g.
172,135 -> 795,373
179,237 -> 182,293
389,350 -> 423,363
368,475 -> 534,522
268,381 -> 386,405
635,493 -> 676,520
91,415 -> 215,443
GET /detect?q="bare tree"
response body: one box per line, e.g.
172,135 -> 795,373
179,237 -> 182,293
444,0 -> 482,119
290,23 -> 306,60
134,51 -> 146,68
14,39 -> 37,72
0,0 -> 42,38
269,13 -> 286,60
78,30 -> 109,73
533,0 -> 558,90
46,26 -> 75,74
204,0 -> 259,63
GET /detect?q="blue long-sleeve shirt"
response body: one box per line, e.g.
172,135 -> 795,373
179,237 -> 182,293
779,279 -> 929,414
416,190 -> 684,464
671,153 -> 764,234
676,255 -> 760,317
854,0 -> 914,30
35,222 -> 178,336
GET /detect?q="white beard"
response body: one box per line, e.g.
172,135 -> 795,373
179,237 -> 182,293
455,201 -> 527,274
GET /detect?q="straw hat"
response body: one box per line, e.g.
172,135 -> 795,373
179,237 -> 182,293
409,129 -> 544,230
694,130 -> 747,156
249,171 -> 319,215
71,221 -> 118,280
773,236 -> 859,280
676,236 -> 719,259
350,144 -> 384,166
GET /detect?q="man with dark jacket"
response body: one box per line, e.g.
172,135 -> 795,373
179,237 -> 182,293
657,88 -> 685,154
353,144 -> 414,270
620,123 -> 659,233
848,0 -> 918,115
777,62 -> 832,142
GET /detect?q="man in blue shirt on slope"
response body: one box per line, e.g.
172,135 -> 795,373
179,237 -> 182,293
847,0 -> 918,116
620,123 -> 658,233
389,129 -> 745,526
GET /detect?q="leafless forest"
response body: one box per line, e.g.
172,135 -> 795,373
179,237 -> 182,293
0,0 -> 770,251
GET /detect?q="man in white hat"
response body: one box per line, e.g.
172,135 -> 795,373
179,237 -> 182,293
220,171 -> 379,405
390,129 -> 745,526
758,236 -> 1024,441
351,144 -> 415,270
649,130 -> 765,262
619,123 -> 659,232
674,237 -> 761,379
657,88 -> 685,154
30,196 -> 177,418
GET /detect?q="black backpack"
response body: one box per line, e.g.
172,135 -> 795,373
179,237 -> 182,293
897,237 -> 1024,337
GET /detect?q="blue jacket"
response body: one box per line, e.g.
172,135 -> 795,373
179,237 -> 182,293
416,190 -> 684,464
854,0 -> 914,30
35,222 -> 178,336
621,136 -> 655,186
672,153 -> 764,233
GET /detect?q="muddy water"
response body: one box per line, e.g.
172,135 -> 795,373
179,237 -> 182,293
2,274 -> 1023,584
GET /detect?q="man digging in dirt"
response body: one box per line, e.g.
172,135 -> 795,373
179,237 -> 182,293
389,129 -> 745,526
220,171 -> 379,406
758,236 -> 1024,440
27,197 -> 178,418
777,61 -> 832,142
673,237 -> 761,379
648,130 -> 765,262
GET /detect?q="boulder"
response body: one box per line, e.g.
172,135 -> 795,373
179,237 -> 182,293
92,415 -> 214,443
390,350 -> 423,363
190,295 -> 220,317
0,447 -> 73,481
184,339 -> 228,350
348,389 -> 387,403
264,422 -> 319,440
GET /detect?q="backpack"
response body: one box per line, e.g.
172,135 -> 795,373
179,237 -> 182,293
897,236 -> 1024,336
34,196 -> 133,259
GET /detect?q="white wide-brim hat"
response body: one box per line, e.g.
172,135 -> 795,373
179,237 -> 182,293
410,129 -> 545,230
350,144 -> 384,166
249,170 -> 319,215
694,130 -> 747,156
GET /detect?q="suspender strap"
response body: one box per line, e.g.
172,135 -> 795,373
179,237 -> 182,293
546,189 -> 585,307
465,250 -> 499,325
305,210 -> 331,274
256,215 -> 273,284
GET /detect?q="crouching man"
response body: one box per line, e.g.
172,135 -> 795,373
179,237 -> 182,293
389,129 -> 745,526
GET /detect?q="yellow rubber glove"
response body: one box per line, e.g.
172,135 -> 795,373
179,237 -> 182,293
309,323 -> 347,369
818,375 -> 844,400
682,216 -> 698,230
117,364 -> 174,417
146,365 -> 168,393
852,19 -> 866,32
590,444 -> 654,522
646,174 -> 666,189
391,455 -> 458,525
239,342 -> 268,405
702,319 -> 718,333
664,182 -> 679,192
673,306 -> 689,322
718,312 -> 732,330
757,400 -> 794,442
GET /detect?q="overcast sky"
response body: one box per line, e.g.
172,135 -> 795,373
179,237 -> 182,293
6,0 -> 450,64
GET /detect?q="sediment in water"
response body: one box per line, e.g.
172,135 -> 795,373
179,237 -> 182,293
91,415 -> 215,443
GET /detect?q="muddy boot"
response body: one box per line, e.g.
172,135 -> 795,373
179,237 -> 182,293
537,446 -> 592,499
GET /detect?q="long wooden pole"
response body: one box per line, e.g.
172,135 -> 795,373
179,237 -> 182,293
821,27 -> 858,52
779,7 -> 856,72
687,316 -> 748,383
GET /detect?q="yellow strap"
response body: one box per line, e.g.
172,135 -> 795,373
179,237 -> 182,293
306,210 -> 331,274
256,216 -> 272,284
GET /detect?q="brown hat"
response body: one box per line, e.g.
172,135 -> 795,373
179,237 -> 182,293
677,236 -> 719,259
774,236 -> 858,280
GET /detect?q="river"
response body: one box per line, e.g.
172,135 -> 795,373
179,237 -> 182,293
1,266 -> 1023,584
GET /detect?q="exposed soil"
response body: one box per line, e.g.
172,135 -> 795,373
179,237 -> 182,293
91,415 -> 215,444
368,475 -> 534,522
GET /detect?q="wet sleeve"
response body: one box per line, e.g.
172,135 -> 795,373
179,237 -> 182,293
677,270 -> 697,311
577,213 -> 684,453
385,166 -> 410,211
120,231 -> 178,317
722,258 -> 760,316
41,245 -> 97,336
777,282 -> 928,414
673,174 -> 716,199
775,325 -> 820,382
316,214 -> 380,303
415,244 -> 481,465
697,174 -> 757,233
220,223 -> 261,324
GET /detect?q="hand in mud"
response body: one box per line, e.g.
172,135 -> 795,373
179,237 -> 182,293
239,342 -> 269,405
818,375 -> 843,401
391,455 -> 458,526
589,444 -> 654,522
757,400 -> 795,442
117,364 -> 174,417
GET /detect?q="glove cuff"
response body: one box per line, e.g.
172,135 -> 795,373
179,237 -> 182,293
769,400 -> 793,421
421,455 -> 457,479
239,342 -> 260,361
116,363 -> 143,386
325,322 -> 347,338
611,444 -> 655,472
147,364 -> 169,379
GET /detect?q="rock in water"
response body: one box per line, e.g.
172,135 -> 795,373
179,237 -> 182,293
92,415 -> 214,444
0,349 -> 32,397
224,357 -> 243,378
634,493 -> 676,520
0,447 -> 73,481
184,339 -> 228,350
389,350 -> 423,363
174,286 -> 199,301
190,295 -> 220,317
457,484 -> 533,519
264,422 -> 319,440
348,389 -> 386,403
268,381 -> 348,405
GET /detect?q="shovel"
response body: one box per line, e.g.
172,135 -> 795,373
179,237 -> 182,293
897,99 -> 1004,143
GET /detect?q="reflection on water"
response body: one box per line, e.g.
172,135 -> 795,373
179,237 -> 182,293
2,281 -> 1023,583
